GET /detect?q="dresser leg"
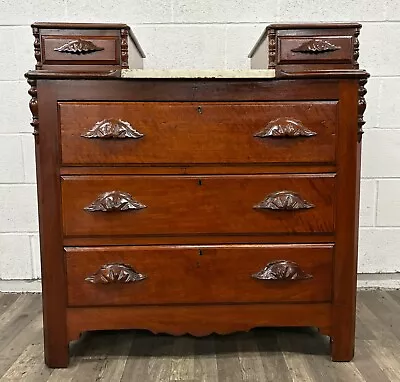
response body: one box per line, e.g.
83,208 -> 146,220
44,340 -> 70,368
330,335 -> 355,362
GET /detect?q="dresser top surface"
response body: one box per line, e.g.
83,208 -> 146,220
120,69 -> 276,79
31,22 -> 129,29
25,68 -> 369,80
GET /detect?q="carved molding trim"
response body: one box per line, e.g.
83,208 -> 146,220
254,191 -> 314,210
81,118 -> 144,139
353,28 -> 360,66
267,29 -> 277,68
120,29 -> 129,69
54,39 -> 104,54
252,260 -> 313,281
254,118 -> 317,138
291,39 -> 340,54
358,78 -> 367,142
85,263 -> 147,284
32,27 -> 42,68
27,78 -> 39,141
84,191 -> 147,212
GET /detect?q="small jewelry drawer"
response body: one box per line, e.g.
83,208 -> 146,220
249,23 -> 361,70
41,35 -> 120,66
278,36 -> 354,65
32,22 -> 145,70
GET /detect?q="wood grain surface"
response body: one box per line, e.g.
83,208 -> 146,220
61,174 -> 335,237
59,101 -> 338,165
65,244 -> 333,306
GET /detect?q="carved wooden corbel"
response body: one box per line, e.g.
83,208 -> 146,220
28,78 -> 39,142
358,78 -> 367,142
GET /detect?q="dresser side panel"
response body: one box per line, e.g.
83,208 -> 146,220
127,36 -> 144,69
35,80 -> 69,367
250,36 -> 269,69
331,79 -> 360,361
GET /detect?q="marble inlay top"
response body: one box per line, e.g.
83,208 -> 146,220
121,69 -> 276,79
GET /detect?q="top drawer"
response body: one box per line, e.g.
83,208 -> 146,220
59,101 -> 337,166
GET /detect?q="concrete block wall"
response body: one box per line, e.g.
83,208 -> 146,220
0,0 -> 399,286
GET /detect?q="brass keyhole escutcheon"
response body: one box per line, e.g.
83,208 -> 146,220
197,106 -> 202,114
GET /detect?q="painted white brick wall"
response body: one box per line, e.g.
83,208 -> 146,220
0,0 -> 399,281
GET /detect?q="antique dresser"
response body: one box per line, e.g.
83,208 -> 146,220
26,22 -> 369,367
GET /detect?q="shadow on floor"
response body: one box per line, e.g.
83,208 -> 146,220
70,326 -> 331,359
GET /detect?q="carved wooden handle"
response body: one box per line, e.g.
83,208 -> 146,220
254,118 -> 316,138
81,118 -> 144,139
252,260 -> 312,281
84,191 -> 147,212
291,39 -> 340,54
254,191 -> 314,210
54,39 -> 104,54
85,263 -> 147,284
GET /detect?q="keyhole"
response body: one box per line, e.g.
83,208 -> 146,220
197,106 -> 202,114
199,249 -> 203,256
198,179 -> 202,186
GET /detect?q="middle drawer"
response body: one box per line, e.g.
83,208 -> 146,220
62,174 -> 335,237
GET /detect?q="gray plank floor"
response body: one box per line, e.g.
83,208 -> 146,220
0,291 -> 399,381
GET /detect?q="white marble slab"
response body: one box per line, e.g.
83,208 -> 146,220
121,69 -> 275,79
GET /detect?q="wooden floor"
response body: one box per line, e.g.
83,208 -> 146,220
0,291 -> 399,381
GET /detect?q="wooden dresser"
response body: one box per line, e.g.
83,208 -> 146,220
26,22 -> 369,367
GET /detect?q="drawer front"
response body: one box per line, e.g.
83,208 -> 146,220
62,174 -> 335,237
59,101 -> 337,165
278,36 -> 353,65
42,35 -> 119,65
66,244 -> 333,306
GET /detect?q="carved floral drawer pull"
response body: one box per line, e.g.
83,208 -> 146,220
84,191 -> 147,212
254,191 -> 314,210
254,118 -> 317,138
291,39 -> 340,54
252,260 -> 313,281
81,118 -> 144,139
85,263 -> 147,284
54,39 -> 104,54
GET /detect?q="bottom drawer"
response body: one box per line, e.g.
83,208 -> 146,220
65,244 -> 333,306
